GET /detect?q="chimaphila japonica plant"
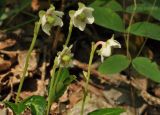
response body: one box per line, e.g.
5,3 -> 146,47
3,2 -> 124,115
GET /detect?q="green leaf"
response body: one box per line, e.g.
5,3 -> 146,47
140,0 -> 160,7
89,0 -> 123,12
92,6 -> 125,32
88,108 -> 125,115
103,0 -> 123,12
50,68 -> 75,102
23,95 -> 47,115
127,22 -> 160,41
126,3 -> 160,20
5,102 -> 27,115
98,55 -> 130,75
89,0 -> 124,32
89,0 -> 111,8
5,96 -> 46,115
132,57 -> 160,83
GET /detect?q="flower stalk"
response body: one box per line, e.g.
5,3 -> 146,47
15,21 -> 41,104
80,42 -> 96,115
80,36 -> 121,114
65,21 -> 73,46
46,58 -> 58,115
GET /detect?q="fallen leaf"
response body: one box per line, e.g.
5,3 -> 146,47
31,0 -> 40,11
0,56 -> 11,72
0,38 -> 16,50
18,50 -> 39,71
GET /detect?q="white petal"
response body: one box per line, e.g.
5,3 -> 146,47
54,17 -> 63,27
87,7 -> 94,12
42,23 -> 51,36
41,15 -> 47,26
83,8 -> 94,24
73,17 -> 86,31
46,5 -> 55,14
108,38 -> 121,48
86,16 -> 94,24
54,11 -> 64,17
77,22 -> 86,31
101,55 -> 104,62
101,45 -> 112,57
78,2 -> 85,9
74,8 -> 83,17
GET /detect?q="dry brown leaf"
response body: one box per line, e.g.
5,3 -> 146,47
68,83 -> 83,107
18,50 -> 39,71
0,57 -> 11,72
31,0 -> 40,11
0,38 -> 16,50
154,87 -> 160,98
59,89 -> 69,102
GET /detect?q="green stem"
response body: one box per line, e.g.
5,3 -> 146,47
80,43 -> 96,115
136,0 -> 157,57
126,0 -> 137,59
47,17 -> 73,115
46,67 -> 62,115
65,21 -> 73,46
15,21 -> 40,104
46,62 -> 57,115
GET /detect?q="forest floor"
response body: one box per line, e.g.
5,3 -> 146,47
0,0 -> 160,115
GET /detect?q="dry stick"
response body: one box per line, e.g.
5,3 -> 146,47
40,46 -> 47,96
73,60 -> 160,105
3,79 -> 14,102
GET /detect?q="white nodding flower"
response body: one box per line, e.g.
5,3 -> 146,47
39,5 -> 64,36
57,45 -> 74,68
97,35 -> 121,62
69,2 -> 94,31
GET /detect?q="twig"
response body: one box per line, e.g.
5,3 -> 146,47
73,60 -> 160,105
73,60 -> 129,84
39,46 -> 47,96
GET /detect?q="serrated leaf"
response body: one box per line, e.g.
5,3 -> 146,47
88,108 -> 125,115
90,6 -> 125,32
50,68 -> 75,102
5,102 -> 27,115
98,55 -> 130,75
23,95 -> 47,115
127,22 -> 160,41
132,57 -> 160,83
